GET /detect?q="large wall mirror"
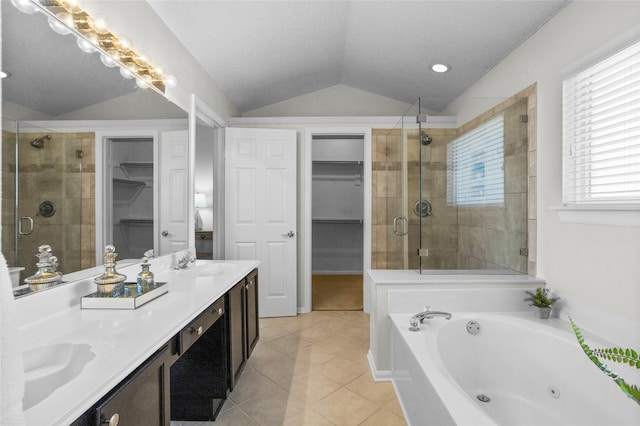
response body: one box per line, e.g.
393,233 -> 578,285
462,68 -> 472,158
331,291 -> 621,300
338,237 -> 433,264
1,1 -> 189,295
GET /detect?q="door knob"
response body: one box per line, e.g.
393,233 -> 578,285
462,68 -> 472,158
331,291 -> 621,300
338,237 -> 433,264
282,231 -> 295,238
161,230 -> 169,237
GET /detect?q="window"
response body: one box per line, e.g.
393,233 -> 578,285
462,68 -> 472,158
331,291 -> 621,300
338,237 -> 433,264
563,39 -> 640,207
447,114 -> 505,206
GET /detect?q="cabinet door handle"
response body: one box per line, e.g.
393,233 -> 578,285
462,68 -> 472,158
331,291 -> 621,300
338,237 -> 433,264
101,413 -> 119,426
190,326 -> 203,336
218,307 -> 223,315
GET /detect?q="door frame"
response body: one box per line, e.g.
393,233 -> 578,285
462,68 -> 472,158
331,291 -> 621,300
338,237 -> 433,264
189,94 -> 227,257
303,127 -> 372,314
96,129 -> 159,264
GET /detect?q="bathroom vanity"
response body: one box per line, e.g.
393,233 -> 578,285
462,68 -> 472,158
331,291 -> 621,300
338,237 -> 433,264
16,255 -> 259,426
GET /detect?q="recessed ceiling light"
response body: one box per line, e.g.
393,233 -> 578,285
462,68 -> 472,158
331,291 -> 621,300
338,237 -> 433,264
431,63 -> 450,73
0,71 -> 11,79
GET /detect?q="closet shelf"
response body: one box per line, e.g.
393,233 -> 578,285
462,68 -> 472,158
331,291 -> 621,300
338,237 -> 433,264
312,160 -> 363,164
118,218 -> 153,225
113,178 -> 147,204
312,218 -> 363,224
119,161 -> 153,180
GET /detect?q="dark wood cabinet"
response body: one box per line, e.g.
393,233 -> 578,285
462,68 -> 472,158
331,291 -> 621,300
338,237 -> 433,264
170,298 -> 227,421
227,279 -> 246,391
227,268 -> 259,391
96,345 -> 170,426
195,231 -> 213,259
71,269 -> 259,425
245,269 -> 259,358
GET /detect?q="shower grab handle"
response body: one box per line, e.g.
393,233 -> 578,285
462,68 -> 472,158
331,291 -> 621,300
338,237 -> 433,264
393,216 -> 408,236
19,216 -> 34,235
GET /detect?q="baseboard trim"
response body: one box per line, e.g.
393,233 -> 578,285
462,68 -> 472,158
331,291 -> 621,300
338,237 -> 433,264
367,350 -> 392,382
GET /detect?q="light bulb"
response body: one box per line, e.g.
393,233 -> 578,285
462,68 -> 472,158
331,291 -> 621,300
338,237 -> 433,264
48,16 -> 71,35
11,0 -> 39,14
164,74 -> 177,88
89,15 -> 109,34
100,52 -> 119,68
116,36 -> 133,52
61,0 -> 82,14
119,67 -> 135,80
136,77 -> 150,89
76,36 -> 97,53
57,12 -> 75,27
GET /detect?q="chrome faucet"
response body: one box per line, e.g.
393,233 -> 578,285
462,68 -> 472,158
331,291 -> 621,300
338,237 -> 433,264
409,306 -> 452,331
174,251 -> 195,270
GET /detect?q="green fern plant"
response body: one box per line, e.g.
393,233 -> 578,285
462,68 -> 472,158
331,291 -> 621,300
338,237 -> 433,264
570,317 -> 640,406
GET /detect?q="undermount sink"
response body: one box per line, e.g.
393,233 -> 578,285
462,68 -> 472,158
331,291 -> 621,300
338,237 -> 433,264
196,261 -> 235,277
23,343 -> 95,410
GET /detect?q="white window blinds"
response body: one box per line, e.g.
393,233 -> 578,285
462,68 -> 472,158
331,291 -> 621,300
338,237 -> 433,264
447,114 -> 505,206
563,39 -> 640,206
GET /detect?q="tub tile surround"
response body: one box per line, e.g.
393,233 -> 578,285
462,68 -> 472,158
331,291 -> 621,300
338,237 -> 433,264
14,251 -> 259,425
366,269 -> 546,379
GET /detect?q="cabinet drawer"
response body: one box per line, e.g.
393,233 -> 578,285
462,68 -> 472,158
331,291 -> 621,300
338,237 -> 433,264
179,298 -> 224,355
195,231 -> 213,240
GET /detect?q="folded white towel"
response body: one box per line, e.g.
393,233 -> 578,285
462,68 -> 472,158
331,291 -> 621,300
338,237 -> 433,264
0,253 -> 25,425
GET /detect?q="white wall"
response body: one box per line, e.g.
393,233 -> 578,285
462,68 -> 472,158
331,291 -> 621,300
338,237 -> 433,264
242,84 -> 417,117
445,1 -> 640,322
83,0 -> 239,121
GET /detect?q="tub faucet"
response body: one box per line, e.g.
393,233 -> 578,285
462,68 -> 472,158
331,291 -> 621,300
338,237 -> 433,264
409,306 -> 452,331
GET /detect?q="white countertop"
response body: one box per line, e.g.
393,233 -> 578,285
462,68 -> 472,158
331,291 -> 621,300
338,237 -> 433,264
16,256 -> 259,426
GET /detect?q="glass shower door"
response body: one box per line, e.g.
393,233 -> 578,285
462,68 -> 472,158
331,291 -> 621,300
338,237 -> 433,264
3,120 -> 86,285
371,106 -> 414,270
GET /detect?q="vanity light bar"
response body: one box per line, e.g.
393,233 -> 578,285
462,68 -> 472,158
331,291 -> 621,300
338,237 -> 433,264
21,0 -> 176,94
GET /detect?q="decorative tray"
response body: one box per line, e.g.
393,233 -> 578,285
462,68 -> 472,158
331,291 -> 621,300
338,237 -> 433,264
81,282 -> 168,310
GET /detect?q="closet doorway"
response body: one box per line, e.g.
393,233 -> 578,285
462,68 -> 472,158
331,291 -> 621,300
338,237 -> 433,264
105,137 -> 155,260
311,134 -> 365,310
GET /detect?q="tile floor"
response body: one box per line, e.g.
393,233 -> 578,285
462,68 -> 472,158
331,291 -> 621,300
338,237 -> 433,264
171,310 -> 407,426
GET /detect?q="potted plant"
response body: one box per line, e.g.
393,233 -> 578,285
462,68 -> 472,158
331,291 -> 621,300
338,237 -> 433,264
524,287 -> 559,319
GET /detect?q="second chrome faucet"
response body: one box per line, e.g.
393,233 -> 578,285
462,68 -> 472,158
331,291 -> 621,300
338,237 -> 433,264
409,306 -> 452,331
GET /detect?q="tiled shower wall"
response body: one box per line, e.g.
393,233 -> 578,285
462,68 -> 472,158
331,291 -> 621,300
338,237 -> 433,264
1,130 -> 96,281
371,86 -> 537,275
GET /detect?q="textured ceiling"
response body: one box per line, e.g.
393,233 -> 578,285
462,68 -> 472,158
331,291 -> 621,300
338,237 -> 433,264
149,0 -> 569,113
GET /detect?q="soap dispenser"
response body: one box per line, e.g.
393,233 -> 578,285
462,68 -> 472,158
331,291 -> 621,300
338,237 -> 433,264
137,256 -> 155,293
94,245 -> 126,296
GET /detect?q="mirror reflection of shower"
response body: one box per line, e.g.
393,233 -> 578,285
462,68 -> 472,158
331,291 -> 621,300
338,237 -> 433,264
29,135 -> 51,149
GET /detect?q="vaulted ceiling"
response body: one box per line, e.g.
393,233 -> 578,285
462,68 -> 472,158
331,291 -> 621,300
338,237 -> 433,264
149,0 -> 569,113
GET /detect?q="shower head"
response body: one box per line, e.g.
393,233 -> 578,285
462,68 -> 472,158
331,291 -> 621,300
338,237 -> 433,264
29,135 -> 51,149
421,132 -> 432,146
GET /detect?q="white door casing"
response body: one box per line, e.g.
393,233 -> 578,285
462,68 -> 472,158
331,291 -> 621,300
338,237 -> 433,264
225,127 -> 297,318
159,130 -> 189,255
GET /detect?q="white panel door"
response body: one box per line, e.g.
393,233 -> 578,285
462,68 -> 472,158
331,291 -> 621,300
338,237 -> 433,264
159,130 -> 189,255
225,127 -> 297,317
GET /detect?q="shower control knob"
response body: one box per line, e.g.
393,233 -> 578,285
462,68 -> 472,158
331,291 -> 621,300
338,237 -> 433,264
161,230 -> 169,237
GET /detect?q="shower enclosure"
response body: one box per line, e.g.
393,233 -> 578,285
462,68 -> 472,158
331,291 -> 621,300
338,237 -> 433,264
372,94 -> 532,274
1,119 -> 91,284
